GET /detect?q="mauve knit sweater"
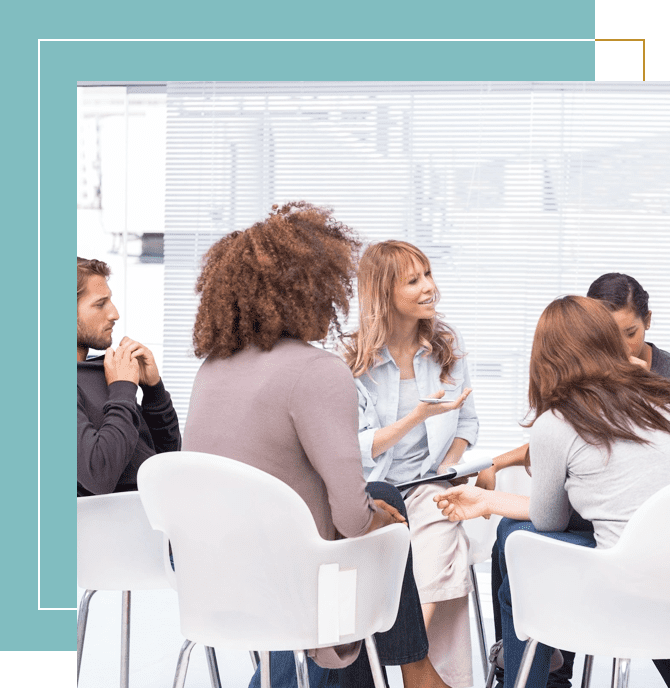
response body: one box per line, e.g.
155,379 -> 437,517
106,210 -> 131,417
183,337 -> 377,669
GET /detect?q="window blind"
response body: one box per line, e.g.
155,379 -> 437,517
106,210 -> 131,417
163,81 -> 670,455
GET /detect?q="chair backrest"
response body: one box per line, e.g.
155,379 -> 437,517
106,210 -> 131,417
609,483 -> 670,591
137,451 -> 410,651
77,490 -> 171,591
506,484 -> 670,658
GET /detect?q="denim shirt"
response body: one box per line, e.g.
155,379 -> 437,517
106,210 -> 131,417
355,328 -> 479,483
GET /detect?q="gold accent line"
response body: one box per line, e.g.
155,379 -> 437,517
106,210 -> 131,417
595,39 -> 646,81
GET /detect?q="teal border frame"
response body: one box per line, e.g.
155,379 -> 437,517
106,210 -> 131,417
10,32 -> 595,650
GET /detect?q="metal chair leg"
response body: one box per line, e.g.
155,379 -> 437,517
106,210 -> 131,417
293,650 -> 310,688
172,639 -> 197,688
365,636 -> 387,688
581,654 -> 594,688
121,591 -> 131,688
485,661 -> 497,688
485,639 -> 503,688
205,646 -> 223,688
249,651 -> 260,671
513,638 -> 539,688
470,564 -> 489,677
260,650 -> 272,688
77,589 -> 97,684
612,658 -> 631,688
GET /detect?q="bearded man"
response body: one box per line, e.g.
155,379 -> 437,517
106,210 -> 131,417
77,257 -> 181,495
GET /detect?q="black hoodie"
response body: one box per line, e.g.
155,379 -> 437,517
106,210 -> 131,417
77,355 -> 181,495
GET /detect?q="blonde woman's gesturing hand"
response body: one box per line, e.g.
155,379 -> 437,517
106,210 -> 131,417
370,388 -> 472,460
416,388 -> 472,421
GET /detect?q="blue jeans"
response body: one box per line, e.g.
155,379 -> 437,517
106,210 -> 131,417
249,482 -> 428,688
496,517 -> 596,688
491,512 -> 593,688
248,652 -> 338,688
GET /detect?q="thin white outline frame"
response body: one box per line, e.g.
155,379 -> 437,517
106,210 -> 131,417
38,35 -> 595,611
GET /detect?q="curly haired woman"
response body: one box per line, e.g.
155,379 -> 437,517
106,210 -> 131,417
183,202 -> 453,688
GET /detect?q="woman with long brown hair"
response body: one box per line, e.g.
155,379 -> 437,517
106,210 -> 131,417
476,272 -> 670,493
435,295 -> 670,688
343,240 -> 478,688
473,273 -> 670,688
184,203 -> 452,688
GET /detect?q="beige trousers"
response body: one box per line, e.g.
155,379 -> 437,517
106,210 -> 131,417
404,483 -> 473,688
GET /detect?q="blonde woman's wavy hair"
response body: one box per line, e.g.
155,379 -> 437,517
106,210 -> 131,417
343,240 -> 460,382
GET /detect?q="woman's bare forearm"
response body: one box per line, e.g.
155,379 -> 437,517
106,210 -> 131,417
492,443 -> 529,472
438,437 -> 469,469
371,409 -> 423,458
435,485 -> 531,521
485,490 -> 530,520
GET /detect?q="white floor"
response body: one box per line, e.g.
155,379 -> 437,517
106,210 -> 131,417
77,565 -> 665,688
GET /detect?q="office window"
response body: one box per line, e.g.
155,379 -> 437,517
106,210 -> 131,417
162,81 -> 670,453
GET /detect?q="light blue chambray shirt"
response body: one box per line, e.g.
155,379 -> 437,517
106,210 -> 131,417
355,327 -> 479,483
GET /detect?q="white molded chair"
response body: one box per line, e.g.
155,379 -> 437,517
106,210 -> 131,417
505,484 -> 670,688
77,491 -> 172,686
137,450 -> 411,688
463,513 -> 502,677
77,491 -> 222,687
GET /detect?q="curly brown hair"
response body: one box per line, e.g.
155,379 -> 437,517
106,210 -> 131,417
193,201 -> 362,359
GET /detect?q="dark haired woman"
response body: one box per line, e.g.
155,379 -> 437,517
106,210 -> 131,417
587,272 -> 670,376
183,203 -> 452,688
434,296 -> 670,688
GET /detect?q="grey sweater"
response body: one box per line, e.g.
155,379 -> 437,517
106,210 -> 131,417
529,408 -> 670,548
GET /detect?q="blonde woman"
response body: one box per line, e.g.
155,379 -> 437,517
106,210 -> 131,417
343,240 -> 478,688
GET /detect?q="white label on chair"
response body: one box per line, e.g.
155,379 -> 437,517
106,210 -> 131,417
318,563 -> 341,645
338,568 -> 357,637
318,564 -> 358,644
